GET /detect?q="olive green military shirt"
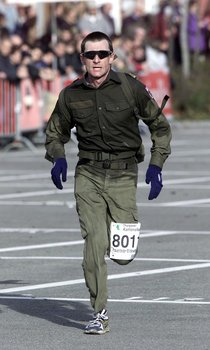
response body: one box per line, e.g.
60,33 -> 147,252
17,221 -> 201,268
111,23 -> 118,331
45,69 -> 171,168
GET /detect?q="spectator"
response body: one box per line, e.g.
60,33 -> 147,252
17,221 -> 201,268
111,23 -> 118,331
171,0 -> 182,65
0,12 -> 10,38
187,0 -> 208,57
0,37 -> 17,81
112,35 -> 135,72
131,45 -> 146,74
59,28 -> 74,44
122,3 -> 149,38
64,40 -> 83,75
77,1 -> 113,37
10,33 -> 23,47
52,40 -> 68,76
0,0 -> 18,33
148,0 -> 172,55
100,3 -> 115,37
63,6 -> 79,34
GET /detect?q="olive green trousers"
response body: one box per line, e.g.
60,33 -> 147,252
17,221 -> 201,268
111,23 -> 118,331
74,162 -> 139,312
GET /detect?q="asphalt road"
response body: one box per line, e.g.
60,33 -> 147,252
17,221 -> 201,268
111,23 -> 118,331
0,121 -> 210,350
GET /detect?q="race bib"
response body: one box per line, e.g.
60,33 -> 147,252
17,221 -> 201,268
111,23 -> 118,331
110,222 -> 141,260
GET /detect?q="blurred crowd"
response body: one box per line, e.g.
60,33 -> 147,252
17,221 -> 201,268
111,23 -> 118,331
0,0 -> 210,84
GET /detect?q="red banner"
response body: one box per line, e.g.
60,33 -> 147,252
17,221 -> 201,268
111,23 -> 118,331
138,70 -> 173,119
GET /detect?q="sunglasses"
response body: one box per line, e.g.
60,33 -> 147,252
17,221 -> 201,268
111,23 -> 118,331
82,50 -> 112,60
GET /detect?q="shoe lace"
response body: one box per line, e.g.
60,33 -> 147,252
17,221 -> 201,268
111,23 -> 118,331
95,309 -> 107,319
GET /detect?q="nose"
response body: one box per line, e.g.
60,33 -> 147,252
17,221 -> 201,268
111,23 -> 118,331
93,54 -> 100,62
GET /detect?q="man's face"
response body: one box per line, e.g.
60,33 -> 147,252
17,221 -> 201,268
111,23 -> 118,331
80,39 -> 114,80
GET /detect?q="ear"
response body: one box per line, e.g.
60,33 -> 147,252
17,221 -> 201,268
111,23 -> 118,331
80,53 -> 85,65
109,52 -> 116,64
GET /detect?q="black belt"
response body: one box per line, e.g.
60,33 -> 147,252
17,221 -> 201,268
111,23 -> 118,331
78,157 -> 136,170
78,150 -> 136,161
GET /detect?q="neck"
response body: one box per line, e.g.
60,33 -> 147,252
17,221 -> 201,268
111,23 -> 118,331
87,69 -> 110,88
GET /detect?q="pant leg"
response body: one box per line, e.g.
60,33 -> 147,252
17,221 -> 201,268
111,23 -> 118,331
105,163 -> 139,265
74,164 -> 109,312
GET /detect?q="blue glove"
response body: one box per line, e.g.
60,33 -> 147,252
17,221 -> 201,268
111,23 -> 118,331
145,164 -> 163,200
51,158 -> 67,190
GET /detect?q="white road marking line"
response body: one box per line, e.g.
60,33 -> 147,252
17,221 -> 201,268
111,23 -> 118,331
1,177 -> 210,200
0,240 -> 84,253
125,296 -> 143,300
141,231 -> 177,237
165,185 -> 210,189
0,172 -> 75,182
1,257 -> 210,263
0,295 -> 209,305
0,201 -> 75,207
164,171 -> 210,175
0,228 -> 80,233
172,149 -> 210,156
138,177 -> 210,188
0,189 -> 74,199
136,199 -> 210,207
141,230 -> 210,236
155,198 -> 210,207
0,256 -> 84,260
1,200 -> 210,208
0,262 -> 210,294
150,297 -> 170,301
0,228 -> 209,236
168,158 -> 208,162
183,298 -> 204,301
0,230 -> 209,253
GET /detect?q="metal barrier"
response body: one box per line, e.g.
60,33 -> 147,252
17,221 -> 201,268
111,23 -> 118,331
0,79 -> 16,138
0,71 -> 173,152
0,79 -> 37,152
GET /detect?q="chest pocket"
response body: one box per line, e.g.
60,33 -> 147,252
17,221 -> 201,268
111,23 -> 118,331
105,100 -> 132,124
69,100 -> 96,136
105,100 -> 130,112
71,107 -> 93,120
69,100 -> 94,119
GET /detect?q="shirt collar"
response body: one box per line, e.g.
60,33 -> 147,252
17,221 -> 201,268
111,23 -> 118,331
71,69 -> 121,88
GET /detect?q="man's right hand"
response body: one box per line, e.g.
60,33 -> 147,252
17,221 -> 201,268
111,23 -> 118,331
51,158 -> 67,190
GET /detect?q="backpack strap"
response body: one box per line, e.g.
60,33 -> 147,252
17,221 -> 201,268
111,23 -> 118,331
117,72 -> 141,120
117,72 -> 169,122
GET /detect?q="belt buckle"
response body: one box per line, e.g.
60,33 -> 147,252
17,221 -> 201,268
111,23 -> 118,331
103,159 -> 111,169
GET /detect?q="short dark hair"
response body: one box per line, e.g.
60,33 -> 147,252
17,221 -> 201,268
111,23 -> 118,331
80,31 -> 113,53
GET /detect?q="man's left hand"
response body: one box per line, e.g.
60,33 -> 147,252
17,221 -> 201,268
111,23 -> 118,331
145,164 -> 163,200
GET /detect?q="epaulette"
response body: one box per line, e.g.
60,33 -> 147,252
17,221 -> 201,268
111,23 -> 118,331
125,72 -> 137,79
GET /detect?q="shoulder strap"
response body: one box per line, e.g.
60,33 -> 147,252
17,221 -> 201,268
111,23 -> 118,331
117,72 -> 169,121
117,72 -> 141,120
